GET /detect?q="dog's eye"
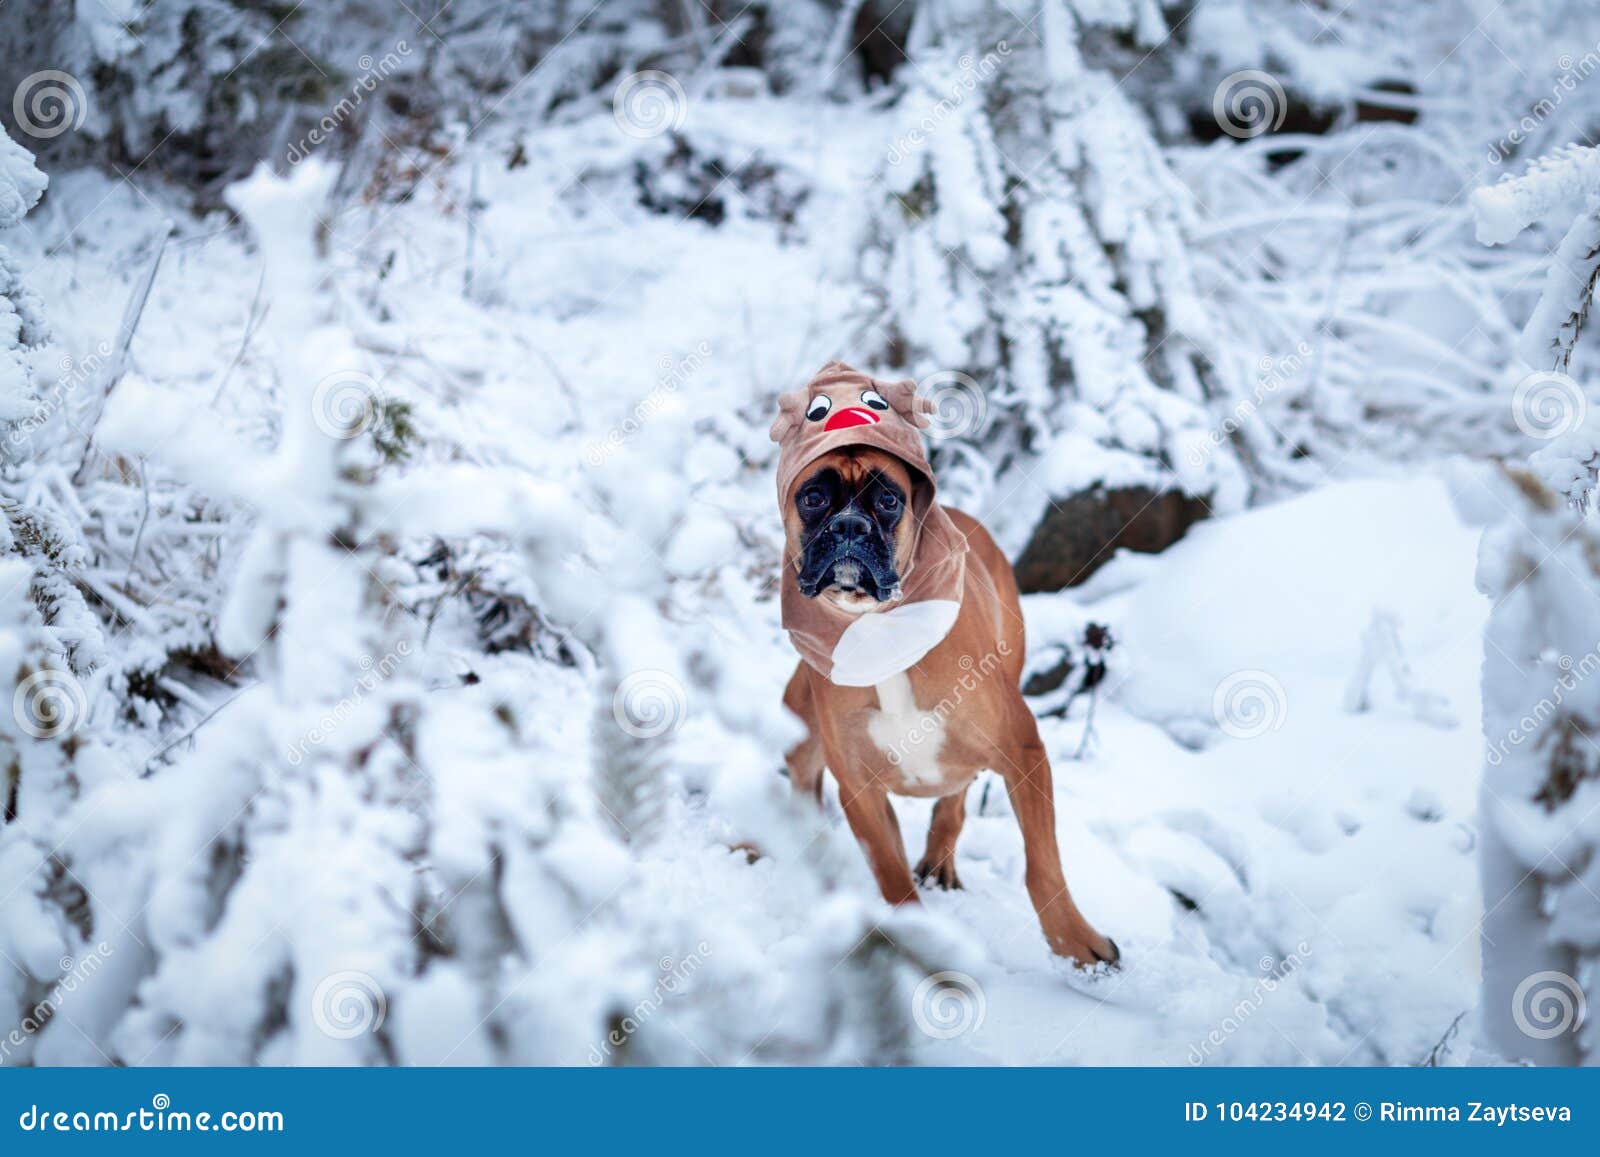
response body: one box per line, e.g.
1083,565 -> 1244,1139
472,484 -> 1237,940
799,488 -> 828,512
861,389 -> 890,411
805,395 -> 832,421
875,491 -> 901,514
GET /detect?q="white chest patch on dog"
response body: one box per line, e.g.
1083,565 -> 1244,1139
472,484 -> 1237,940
828,599 -> 960,687
867,672 -> 947,785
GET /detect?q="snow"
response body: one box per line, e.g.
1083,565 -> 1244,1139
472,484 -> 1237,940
1472,146 -> 1600,246
776,473 -> 1485,1065
1117,476 -> 1481,732
0,153 -> 1472,1062
6,1 -> 1600,1069
461,469 -> 1486,1067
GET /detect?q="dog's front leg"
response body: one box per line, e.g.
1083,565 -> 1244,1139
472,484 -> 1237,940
837,781 -> 919,906
782,666 -> 825,804
915,791 -> 966,890
998,722 -> 1118,967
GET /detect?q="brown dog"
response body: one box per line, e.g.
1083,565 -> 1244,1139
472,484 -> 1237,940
774,366 -> 1118,968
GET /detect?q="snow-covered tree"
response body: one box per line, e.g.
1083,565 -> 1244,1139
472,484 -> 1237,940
860,0 -> 1249,559
0,124 -> 140,1066
1472,147 -> 1600,1065
0,126 -> 102,668
1154,0 -> 1600,483
14,0 -> 1586,1072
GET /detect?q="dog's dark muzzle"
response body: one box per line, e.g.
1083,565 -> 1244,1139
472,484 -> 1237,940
796,510 -> 899,600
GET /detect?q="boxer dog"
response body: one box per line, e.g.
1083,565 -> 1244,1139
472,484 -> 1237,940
773,363 -> 1118,968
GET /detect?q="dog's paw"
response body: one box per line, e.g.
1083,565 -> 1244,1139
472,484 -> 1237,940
1052,928 -> 1121,971
914,856 -> 963,891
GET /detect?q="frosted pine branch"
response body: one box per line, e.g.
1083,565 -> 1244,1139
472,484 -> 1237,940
1519,203 -> 1600,371
1531,423 -> 1600,510
1471,145 -> 1600,246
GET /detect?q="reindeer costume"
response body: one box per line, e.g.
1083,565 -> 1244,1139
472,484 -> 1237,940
772,362 -> 970,686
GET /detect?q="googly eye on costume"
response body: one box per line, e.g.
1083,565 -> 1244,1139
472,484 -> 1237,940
806,395 -> 833,421
861,389 -> 890,411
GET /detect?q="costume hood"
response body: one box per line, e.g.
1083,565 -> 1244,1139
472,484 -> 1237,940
772,362 -> 967,686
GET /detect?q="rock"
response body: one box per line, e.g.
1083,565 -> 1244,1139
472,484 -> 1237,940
1012,486 -> 1210,592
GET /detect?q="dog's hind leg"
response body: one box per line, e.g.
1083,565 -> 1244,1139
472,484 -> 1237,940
994,706 -> 1118,967
782,664 -> 825,805
914,790 -> 966,890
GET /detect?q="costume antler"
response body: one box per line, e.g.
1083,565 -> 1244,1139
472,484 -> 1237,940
769,387 -> 809,442
881,378 -> 935,430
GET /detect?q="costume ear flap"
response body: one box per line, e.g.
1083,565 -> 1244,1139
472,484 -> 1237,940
882,378 -> 935,429
769,388 -> 808,442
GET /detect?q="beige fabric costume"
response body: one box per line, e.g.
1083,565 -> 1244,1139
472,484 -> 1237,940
771,362 -> 969,686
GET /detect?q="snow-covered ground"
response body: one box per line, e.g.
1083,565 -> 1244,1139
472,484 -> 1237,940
5,84 -> 1504,1066
648,473 -> 1489,1066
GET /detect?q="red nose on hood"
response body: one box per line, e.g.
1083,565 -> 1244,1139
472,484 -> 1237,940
823,406 -> 882,432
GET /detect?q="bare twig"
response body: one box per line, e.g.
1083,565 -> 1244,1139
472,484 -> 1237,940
696,15 -> 755,79
1421,1010 -> 1468,1067
818,0 -> 867,90
75,220 -> 174,481
678,0 -> 714,65
1073,684 -> 1100,761
464,159 -> 481,301
142,682 -> 260,772
124,464 -> 152,588
107,222 -> 173,395
212,266 -> 268,406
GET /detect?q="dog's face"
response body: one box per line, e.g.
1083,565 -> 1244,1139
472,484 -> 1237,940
787,448 -> 917,614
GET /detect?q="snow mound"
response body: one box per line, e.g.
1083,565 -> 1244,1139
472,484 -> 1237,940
1116,476 -> 1482,735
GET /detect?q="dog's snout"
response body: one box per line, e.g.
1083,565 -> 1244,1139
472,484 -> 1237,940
827,510 -> 873,541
